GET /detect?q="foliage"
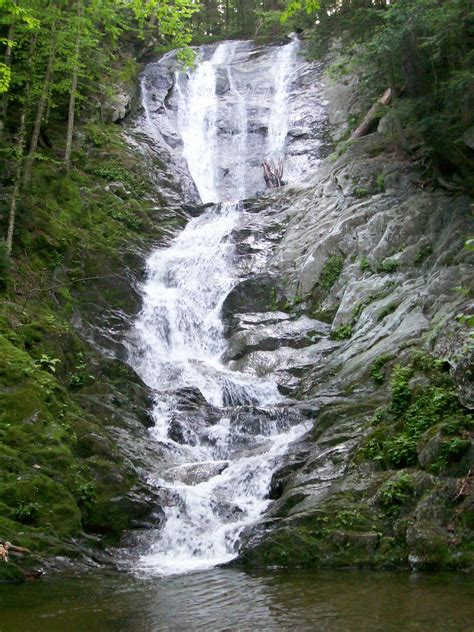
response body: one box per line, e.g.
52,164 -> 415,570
319,254 -> 344,292
354,187 -> 370,198
378,474 -> 414,516
296,0 -> 474,189
330,323 -> 352,340
378,302 -> 398,322
378,259 -> 399,274
0,240 -> 10,290
414,244 -> 434,265
363,353 -> 472,469
369,354 -> 393,384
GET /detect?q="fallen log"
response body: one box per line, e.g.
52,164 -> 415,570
0,541 -> 31,562
351,88 -> 392,139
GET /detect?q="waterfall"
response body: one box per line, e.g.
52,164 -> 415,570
267,34 -> 299,160
128,38 -> 308,576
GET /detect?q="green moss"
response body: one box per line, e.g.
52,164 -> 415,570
354,187 -> 370,198
414,244 -> 434,265
0,562 -> 26,584
319,254 -> 344,292
369,354 -> 394,384
378,302 -> 398,321
283,294 -> 306,312
0,118 -> 179,558
363,353 -> 472,469
0,241 -> 10,291
378,258 -> 399,274
330,324 -> 353,340
359,256 -> 372,273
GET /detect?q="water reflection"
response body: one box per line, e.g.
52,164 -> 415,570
1,568 -> 473,631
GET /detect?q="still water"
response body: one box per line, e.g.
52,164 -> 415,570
0,568 -> 473,631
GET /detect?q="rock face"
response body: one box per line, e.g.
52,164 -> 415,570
218,77 -> 473,570
67,44 -> 472,573
131,41 -> 331,204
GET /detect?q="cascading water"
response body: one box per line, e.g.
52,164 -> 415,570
128,38 -> 310,576
267,34 -> 299,160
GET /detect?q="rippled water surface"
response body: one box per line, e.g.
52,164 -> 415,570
1,569 -> 473,631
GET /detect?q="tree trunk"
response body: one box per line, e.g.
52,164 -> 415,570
5,33 -> 37,255
64,2 -> 83,174
23,24 -> 57,187
6,101 -> 28,255
351,88 -> 392,139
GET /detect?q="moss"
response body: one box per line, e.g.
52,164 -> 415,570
378,258 -> 399,274
283,294 -> 307,312
363,352 -> 472,469
359,256 -> 373,273
351,293 -> 380,325
319,254 -> 345,293
414,244 -> 434,265
0,118 -> 178,561
378,302 -> 398,321
0,562 -> 26,584
0,240 -> 10,291
369,354 -> 394,384
330,324 -> 353,340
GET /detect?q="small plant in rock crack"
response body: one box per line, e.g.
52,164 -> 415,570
69,354 -> 95,389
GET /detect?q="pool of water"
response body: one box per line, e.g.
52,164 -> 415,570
0,568 -> 473,631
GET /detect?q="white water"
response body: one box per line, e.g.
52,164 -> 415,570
129,38 -> 308,576
267,34 -> 299,160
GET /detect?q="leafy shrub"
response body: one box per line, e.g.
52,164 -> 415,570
379,474 -> 414,515
440,438 -> 471,464
15,502 -> 40,525
390,365 -> 413,416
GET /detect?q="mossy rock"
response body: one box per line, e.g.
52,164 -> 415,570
0,562 -> 26,584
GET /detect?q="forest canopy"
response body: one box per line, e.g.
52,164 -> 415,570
1,0 -> 473,259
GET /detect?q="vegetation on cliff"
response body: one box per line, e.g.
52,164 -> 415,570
1,0 -> 473,580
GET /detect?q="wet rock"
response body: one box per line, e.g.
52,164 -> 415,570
167,461 -> 229,485
462,125 -> 474,150
418,429 -> 444,470
85,487 -> 165,536
225,314 -> 330,362
104,86 -> 134,123
211,499 -> 243,522
451,349 -> 474,410
181,202 -> 215,217
104,181 -> 130,198
222,274 -> 280,323
229,406 -> 304,436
